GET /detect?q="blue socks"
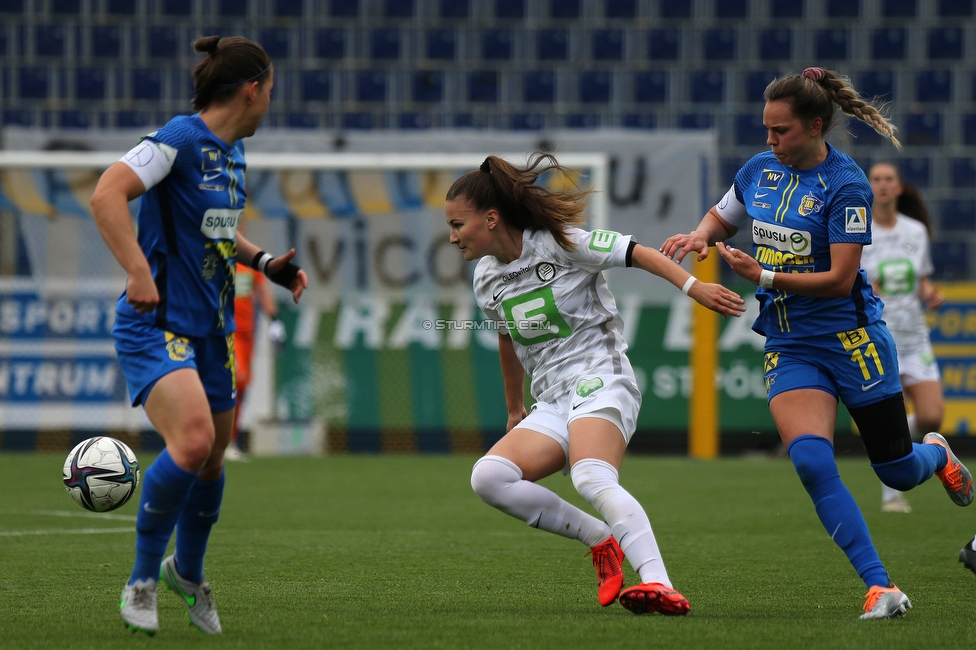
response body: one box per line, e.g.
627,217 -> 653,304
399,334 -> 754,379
788,435 -> 890,589
872,443 -> 946,491
130,449 -> 199,584
175,471 -> 225,583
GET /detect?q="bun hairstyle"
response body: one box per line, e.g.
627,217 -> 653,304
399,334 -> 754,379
765,67 -> 901,150
447,153 -> 591,251
191,35 -> 271,111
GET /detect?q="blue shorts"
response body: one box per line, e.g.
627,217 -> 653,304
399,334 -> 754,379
113,313 -> 237,411
763,322 -> 902,409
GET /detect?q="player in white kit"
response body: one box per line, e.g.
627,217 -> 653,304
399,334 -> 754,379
861,162 -> 944,514
446,153 -> 745,614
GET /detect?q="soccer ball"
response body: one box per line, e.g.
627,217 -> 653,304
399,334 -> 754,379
62,437 -> 140,512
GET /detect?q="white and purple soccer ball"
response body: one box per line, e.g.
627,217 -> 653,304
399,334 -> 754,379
62,437 -> 140,512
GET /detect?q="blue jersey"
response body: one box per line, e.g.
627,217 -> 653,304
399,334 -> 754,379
732,144 -> 883,338
117,115 -> 245,337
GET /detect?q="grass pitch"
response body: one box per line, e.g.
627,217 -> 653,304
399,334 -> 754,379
1,452 -> 975,649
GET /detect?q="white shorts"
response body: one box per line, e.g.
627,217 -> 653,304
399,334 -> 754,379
516,374 -> 641,474
898,342 -> 940,387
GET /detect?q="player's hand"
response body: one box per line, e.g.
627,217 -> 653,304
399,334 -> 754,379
660,230 -> 710,263
266,249 -> 309,304
923,285 -> 945,310
686,280 -> 746,317
268,318 -> 287,344
506,406 -> 528,433
717,242 -> 763,284
125,269 -> 159,313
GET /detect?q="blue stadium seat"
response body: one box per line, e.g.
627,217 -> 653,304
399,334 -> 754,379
593,30 -> 624,61
511,113 -> 544,130
815,29 -> 848,61
963,114 -> 976,145
385,0 -> 414,17
760,29 -> 792,61
882,0 -> 915,16
92,26 -> 121,58
606,0 -> 637,18
580,71 -> 611,103
566,113 -> 600,129
660,0 -> 692,18
356,71 -> 386,102
689,71 -> 724,103
316,29 -> 345,59
537,29 -> 568,61
440,0 -> 468,18
116,111 -> 150,128
928,28 -> 963,60
939,200 -> 976,230
426,30 -> 455,60
261,28 -> 290,59
330,0 -> 358,17
704,29 -> 736,61
904,113 -> 942,145
847,118 -> 885,147
3,110 -> 33,126
0,30 -> 6,57
301,70 -> 331,101
898,158 -> 931,188
551,0 -> 580,18
950,158 -> 976,187
342,112 -> 376,129
469,71 -> 498,102
453,113 -> 479,128
872,29 -> 906,60
716,0 -> 747,18
287,113 -> 319,129
827,0 -> 859,16
132,69 -> 162,101
59,110 -> 91,129
19,67 -> 48,100
218,0 -> 246,15
623,114 -> 656,129
483,30 -> 513,60
399,113 -> 432,129
50,0 -> 80,14
149,27 -> 179,59
860,70 -> 895,100
634,71 -> 667,103
930,241 -> 969,280
35,25 -> 65,57
413,70 -> 443,102
680,114 -> 714,129
496,0 -> 524,19
939,0 -> 972,16
75,68 -> 105,100
274,0 -> 303,17
524,71 -> 555,103
771,0 -> 803,17
744,70 -> 778,103
736,114 -> 767,146
916,71 -> 951,103
371,29 -> 400,60
721,157 -> 748,184
647,29 -> 680,60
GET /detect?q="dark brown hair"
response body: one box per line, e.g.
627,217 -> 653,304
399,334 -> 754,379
870,162 -> 932,236
446,154 -> 591,251
765,67 -> 901,150
191,35 -> 271,111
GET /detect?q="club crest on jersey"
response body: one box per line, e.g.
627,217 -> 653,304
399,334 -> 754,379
845,207 -> 867,234
164,332 -> 194,362
758,170 -> 785,190
536,262 -> 556,282
797,192 -> 825,217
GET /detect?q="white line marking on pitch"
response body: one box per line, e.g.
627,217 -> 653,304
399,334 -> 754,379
0,527 -> 133,537
0,509 -> 137,521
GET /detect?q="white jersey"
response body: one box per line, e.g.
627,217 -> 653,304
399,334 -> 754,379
860,214 -> 933,353
473,227 -> 635,404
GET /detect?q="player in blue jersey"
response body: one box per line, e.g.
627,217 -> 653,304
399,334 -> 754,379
661,67 -> 973,620
90,35 -> 308,636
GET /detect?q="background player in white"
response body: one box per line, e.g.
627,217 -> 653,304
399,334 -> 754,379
862,162 -> 944,513
446,153 -> 745,615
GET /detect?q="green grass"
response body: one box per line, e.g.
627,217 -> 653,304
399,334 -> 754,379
1,452 -> 975,649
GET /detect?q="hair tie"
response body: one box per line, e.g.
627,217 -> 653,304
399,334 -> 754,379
480,158 -> 491,174
215,63 -> 271,88
802,67 -> 826,82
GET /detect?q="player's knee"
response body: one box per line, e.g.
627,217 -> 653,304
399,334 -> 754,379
174,414 -> 216,469
570,458 -> 618,503
470,455 -> 521,507
787,435 -> 836,488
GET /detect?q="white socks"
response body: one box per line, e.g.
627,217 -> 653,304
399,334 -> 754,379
570,458 -> 671,587
471,455 -> 610,548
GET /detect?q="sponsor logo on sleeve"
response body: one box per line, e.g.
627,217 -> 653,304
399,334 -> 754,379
588,230 -> 619,252
845,207 -> 867,234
